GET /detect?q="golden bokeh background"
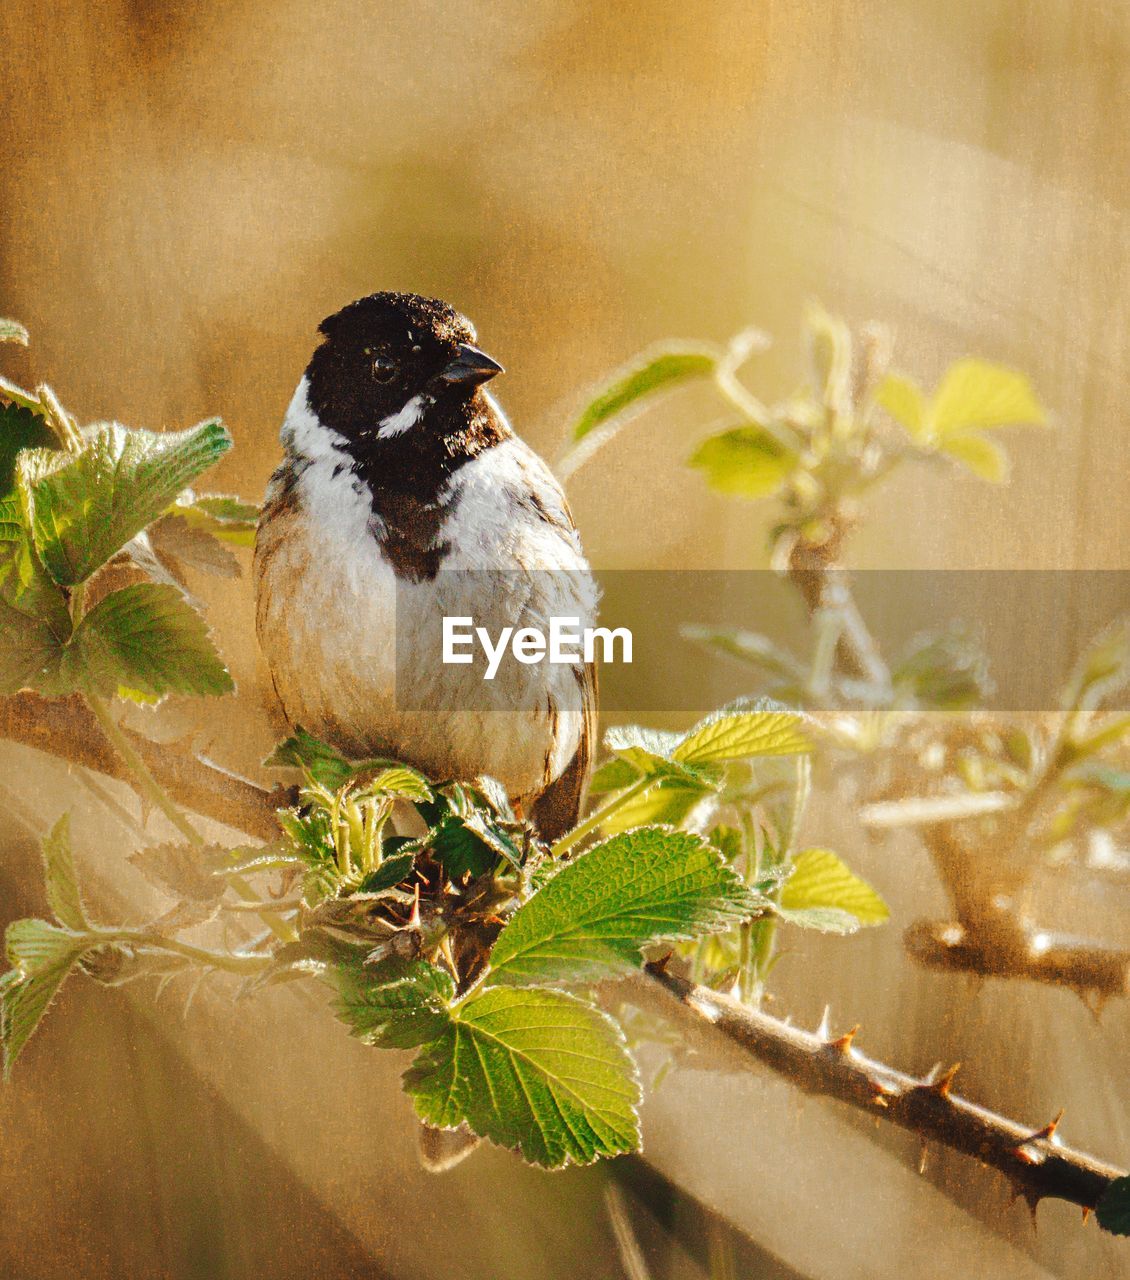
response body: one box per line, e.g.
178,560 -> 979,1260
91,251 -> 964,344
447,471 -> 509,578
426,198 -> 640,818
2,2 -> 1129,1277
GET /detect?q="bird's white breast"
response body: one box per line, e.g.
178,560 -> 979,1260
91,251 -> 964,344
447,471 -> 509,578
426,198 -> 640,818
255,381 -> 595,799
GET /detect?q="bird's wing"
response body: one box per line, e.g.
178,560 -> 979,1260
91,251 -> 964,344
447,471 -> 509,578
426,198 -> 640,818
531,658 -> 597,845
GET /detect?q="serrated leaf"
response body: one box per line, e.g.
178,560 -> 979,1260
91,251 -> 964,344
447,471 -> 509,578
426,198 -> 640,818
490,826 -> 762,985
0,318 -> 29,345
20,419 -> 231,585
571,347 -> 717,443
1,951 -> 81,1079
602,723 -> 721,788
682,626 -> 806,680
930,359 -> 1047,436
5,917 -> 88,974
688,427 -> 794,499
778,848 -> 888,929
174,493 -> 259,547
600,778 -> 710,835
147,514 -> 241,579
334,957 -> 454,1048
404,986 -> 641,1168
40,814 -> 87,931
129,841 -> 231,904
938,431 -> 1008,483
588,757 -> 643,794
0,402 -> 55,499
0,496 -> 72,694
73,582 -> 233,700
1097,1175 -> 1130,1236
674,698 -> 810,765
358,850 -> 415,894
361,766 -> 433,803
876,372 -> 928,440
265,726 -> 355,789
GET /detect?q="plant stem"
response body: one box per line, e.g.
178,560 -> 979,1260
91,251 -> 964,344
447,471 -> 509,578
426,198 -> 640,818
84,692 -> 296,942
100,927 -> 271,976
551,774 -> 654,857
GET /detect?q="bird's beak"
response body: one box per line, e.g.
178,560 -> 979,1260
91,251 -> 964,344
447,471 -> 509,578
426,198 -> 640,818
439,343 -> 504,386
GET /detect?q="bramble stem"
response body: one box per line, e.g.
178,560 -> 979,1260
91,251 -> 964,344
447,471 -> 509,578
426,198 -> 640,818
99,928 -> 271,976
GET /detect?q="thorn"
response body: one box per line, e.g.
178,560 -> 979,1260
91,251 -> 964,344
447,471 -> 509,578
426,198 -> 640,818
406,883 -> 421,931
1031,1108 -> 1064,1143
651,950 -> 674,975
921,1062 -> 942,1086
815,1005 -> 831,1041
931,1062 -> 961,1098
1023,1190 -> 1042,1231
918,1141 -> 929,1175
1082,1206 -> 1091,1225
827,1024 -> 860,1055
869,1084 -> 890,1108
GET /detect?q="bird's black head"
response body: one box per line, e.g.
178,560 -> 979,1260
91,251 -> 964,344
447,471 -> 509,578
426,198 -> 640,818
304,291 -> 503,449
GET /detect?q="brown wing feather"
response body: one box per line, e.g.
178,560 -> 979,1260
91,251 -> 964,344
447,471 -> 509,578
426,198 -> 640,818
531,661 -> 597,844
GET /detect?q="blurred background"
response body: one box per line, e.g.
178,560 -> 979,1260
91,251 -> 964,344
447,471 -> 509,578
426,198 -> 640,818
2,1 -> 1129,1277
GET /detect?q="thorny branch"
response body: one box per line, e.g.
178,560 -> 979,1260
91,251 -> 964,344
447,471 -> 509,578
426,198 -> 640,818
0,688 -> 1124,1213
631,963 -> 1125,1215
785,532 -> 1130,1001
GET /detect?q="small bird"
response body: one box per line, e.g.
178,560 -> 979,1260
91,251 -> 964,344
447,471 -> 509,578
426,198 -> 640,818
254,291 -> 596,842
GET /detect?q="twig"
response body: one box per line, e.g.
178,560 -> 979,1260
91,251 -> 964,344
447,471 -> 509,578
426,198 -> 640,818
904,919 -> 1130,1008
0,691 -> 286,841
629,963 -> 1125,1216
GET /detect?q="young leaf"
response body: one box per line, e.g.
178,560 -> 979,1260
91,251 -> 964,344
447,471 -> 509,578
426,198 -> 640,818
404,986 -> 641,1168
600,778 -> 710,835
20,419 -> 231,585
571,348 -> 717,443
489,826 -> 762,985
674,699 -> 810,765
0,318 -> 29,346
361,766 -> 433,804
358,850 -> 416,894
129,841 -> 231,906
588,757 -> 643,795
603,723 -> 720,788
5,917 -> 88,973
0,497 -> 72,694
264,727 -> 382,789
776,848 -> 888,932
0,402 -> 55,499
688,427 -> 794,499
938,432 -> 1008,484
1097,1175 -> 1130,1236
875,373 -> 928,440
40,814 -> 88,931
334,957 -> 454,1049
930,359 -> 1047,436
174,493 -> 259,547
1,950 -> 82,1078
73,582 -> 233,700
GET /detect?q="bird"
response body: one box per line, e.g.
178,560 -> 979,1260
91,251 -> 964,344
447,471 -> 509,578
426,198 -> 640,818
254,291 -> 597,844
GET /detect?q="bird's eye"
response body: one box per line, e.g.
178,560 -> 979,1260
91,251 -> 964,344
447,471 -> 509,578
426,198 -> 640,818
372,356 -> 398,383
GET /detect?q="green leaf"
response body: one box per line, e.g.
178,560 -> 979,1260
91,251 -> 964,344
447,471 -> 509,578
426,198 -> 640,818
360,766 -> 433,803
404,986 -> 640,1168
490,826 -> 761,985
674,698 -> 810,764
358,850 -> 416,894
0,496 -> 72,694
265,726 -> 356,789
876,372 -> 928,440
40,814 -> 88,931
0,318 -> 29,346
571,348 -> 717,443
20,419 -> 232,585
588,757 -> 643,794
600,779 -> 710,835
1097,1175 -> 1130,1236
73,582 -> 233,700
688,427 -> 794,499
603,723 -> 719,788
938,431 -> 1008,483
174,493 -> 259,547
1,950 -> 82,1078
0,402 -> 55,499
334,957 -> 454,1049
777,848 -> 888,931
5,917 -> 88,973
930,359 -> 1047,436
